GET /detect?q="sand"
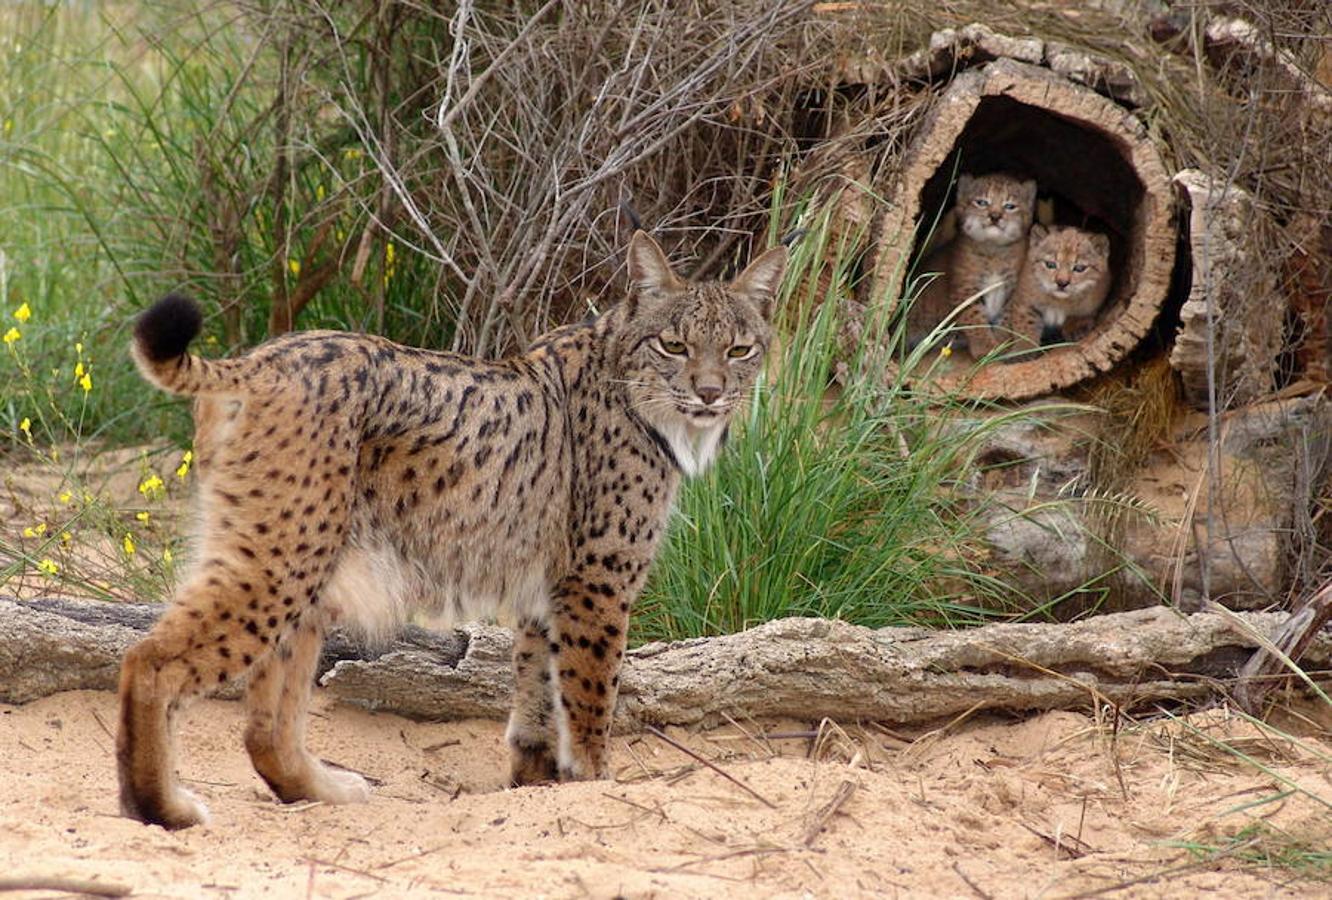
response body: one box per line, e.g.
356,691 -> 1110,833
1,688 -> 1329,899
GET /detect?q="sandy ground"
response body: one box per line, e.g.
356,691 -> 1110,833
2,690 -> 1330,899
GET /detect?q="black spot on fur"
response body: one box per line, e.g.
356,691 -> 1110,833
135,294 -> 203,363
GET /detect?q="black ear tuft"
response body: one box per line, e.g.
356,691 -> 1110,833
135,294 -> 203,363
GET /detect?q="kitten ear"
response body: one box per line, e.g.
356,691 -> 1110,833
1019,179 -> 1038,207
1090,232 -> 1111,258
1029,223 -> 1049,245
956,173 -> 975,196
731,246 -> 788,318
627,231 -> 685,296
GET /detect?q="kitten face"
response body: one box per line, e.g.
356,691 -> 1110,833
1028,224 -> 1111,304
955,173 -> 1037,246
618,233 -> 784,431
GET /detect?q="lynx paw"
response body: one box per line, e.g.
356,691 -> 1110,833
508,740 -> 559,787
308,764 -> 372,804
123,785 -> 211,831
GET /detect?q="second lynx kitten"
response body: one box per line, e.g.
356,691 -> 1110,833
1007,224 -> 1112,350
907,172 -> 1037,356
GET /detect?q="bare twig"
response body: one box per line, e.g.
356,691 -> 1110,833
802,778 -> 857,847
645,725 -> 777,809
0,876 -> 131,897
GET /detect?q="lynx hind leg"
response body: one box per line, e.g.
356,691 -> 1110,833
244,614 -> 369,805
507,616 -> 560,787
118,580 -> 275,829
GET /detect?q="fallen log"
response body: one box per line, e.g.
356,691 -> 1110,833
3,597 -> 1328,727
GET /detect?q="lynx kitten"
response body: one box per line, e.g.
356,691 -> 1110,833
117,230 -> 786,829
907,172 -> 1037,357
1006,224 -> 1112,350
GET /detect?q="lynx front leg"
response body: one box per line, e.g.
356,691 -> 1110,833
506,616 -> 559,786
548,577 -> 631,781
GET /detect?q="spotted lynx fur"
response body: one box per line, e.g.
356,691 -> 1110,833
907,173 -> 1037,356
117,230 -> 786,829
1006,224 -> 1112,350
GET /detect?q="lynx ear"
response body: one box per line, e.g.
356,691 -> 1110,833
1029,223 -> 1049,245
627,231 -> 685,296
1090,232 -> 1111,258
956,173 -> 976,196
731,246 -> 788,318
1019,178 -> 1038,207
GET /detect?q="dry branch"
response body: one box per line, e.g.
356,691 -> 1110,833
3,599 -> 1328,729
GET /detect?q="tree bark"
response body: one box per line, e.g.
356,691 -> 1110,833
3,598 -> 1327,729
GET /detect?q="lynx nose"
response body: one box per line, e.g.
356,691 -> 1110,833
1055,275 -> 1071,288
988,211 -> 1003,224
695,385 -> 723,406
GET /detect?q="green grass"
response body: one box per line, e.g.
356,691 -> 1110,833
635,207 -> 1045,641
0,2 -> 437,450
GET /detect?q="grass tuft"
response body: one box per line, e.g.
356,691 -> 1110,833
636,205 -> 1039,642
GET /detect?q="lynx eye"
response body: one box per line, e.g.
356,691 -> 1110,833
1073,263 -> 1088,273
657,338 -> 687,356
726,344 -> 753,359
1003,202 -> 1017,211
974,198 -> 990,208
1043,260 -> 1057,269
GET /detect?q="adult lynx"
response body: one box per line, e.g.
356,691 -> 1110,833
117,231 -> 786,829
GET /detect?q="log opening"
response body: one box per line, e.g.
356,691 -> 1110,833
870,59 -> 1177,400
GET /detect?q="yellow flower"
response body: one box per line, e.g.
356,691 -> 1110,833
75,341 -> 83,355
13,302 -> 30,323
74,361 -> 85,379
343,147 -> 362,160
58,489 -> 72,504
176,449 -> 193,479
122,533 -> 136,555
138,474 -> 165,498
205,335 -> 219,346
36,558 -> 58,577
2,119 -> 11,134
162,547 -> 173,564
79,372 -> 92,393
288,258 -> 301,277
136,511 -> 150,522
22,523 -> 47,538
3,326 -> 19,344
316,184 -> 326,201
60,531 -> 71,545
385,242 -> 396,264
939,344 -> 953,358
19,417 -> 31,441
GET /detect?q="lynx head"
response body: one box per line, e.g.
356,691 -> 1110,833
1027,224 -> 1111,313
955,173 -> 1037,246
613,231 -> 786,475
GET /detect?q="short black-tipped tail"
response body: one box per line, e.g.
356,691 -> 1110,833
131,294 -> 243,396
135,294 -> 202,363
